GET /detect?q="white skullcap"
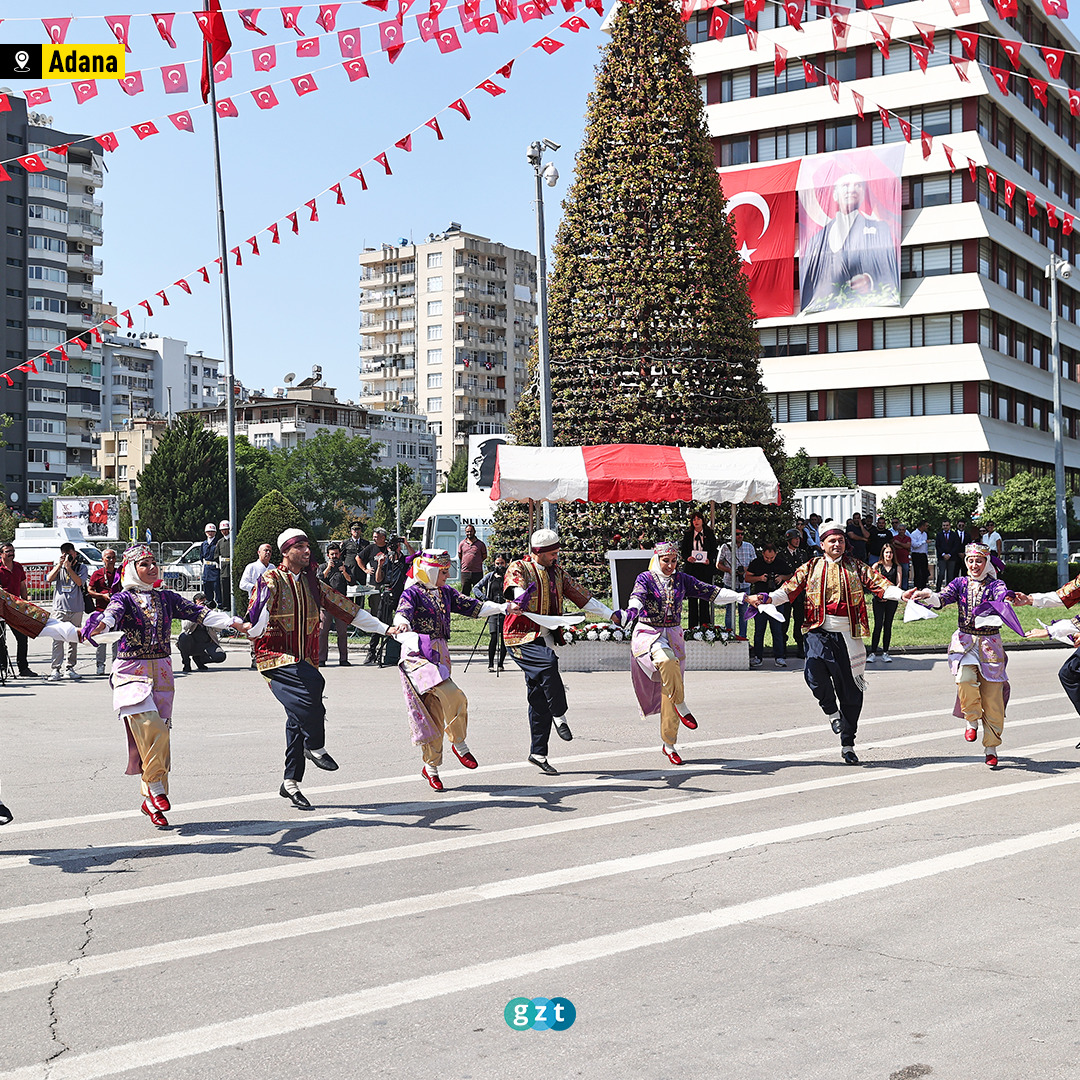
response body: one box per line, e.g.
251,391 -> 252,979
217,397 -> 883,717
277,528 -> 307,551
530,528 -> 560,552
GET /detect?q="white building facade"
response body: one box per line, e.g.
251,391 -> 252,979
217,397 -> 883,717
691,0 -> 1080,501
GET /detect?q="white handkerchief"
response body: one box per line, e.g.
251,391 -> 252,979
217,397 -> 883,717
759,603 -> 786,623
527,612 -> 585,630
903,601 -> 938,622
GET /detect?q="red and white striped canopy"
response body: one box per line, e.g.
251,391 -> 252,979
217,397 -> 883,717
490,444 -> 780,505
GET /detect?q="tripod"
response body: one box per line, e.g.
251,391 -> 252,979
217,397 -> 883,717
0,621 -> 16,686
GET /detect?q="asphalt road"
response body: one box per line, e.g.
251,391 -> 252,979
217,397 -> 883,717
1,635 -> 1079,1080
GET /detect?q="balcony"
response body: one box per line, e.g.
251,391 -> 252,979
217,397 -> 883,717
66,402 -> 101,420
67,251 -> 103,274
71,163 -> 104,186
67,221 -> 103,244
77,194 -> 103,211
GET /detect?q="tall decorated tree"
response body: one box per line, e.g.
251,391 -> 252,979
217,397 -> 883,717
495,0 -> 789,591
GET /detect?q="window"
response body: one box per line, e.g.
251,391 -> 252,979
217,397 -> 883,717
5,319 -> 22,329
28,387 -> 65,404
6,227 -> 22,237
6,288 -> 22,298
427,300 -> 443,316
28,327 -> 66,344
118,439 -> 128,454
718,135 -> 750,166
756,124 -> 818,161
427,252 -> 443,268
27,174 -> 67,193
427,372 -> 442,388
427,324 -> 443,340
427,348 -> 442,365
760,325 -> 820,356
28,295 -> 66,313
426,396 -> 443,411
426,276 -> 443,292
767,392 -> 819,422
27,235 -> 67,253
28,204 -> 68,224
28,418 -> 66,434
28,449 -> 66,466
27,265 -> 67,284
118,465 -> 128,481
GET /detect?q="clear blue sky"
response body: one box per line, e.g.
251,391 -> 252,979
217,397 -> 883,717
1,0 -> 603,395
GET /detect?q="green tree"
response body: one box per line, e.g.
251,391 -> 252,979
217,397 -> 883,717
268,428 -> 381,537
785,448 -> 853,490
371,464 -> 428,536
231,488 -> 316,608
494,0 -> 788,588
442,449 -> 468,493
982,473 -> 1079,537
879,475 -> 979,534
235,436 -> 277,506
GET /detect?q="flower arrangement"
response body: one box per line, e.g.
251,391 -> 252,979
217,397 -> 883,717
684,624 -> 740,645
561,622 -> 740,645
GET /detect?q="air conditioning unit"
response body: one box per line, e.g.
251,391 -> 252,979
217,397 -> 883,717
68,448 -> 80,460
74,241 -> 86,252
78,300 -> 89,310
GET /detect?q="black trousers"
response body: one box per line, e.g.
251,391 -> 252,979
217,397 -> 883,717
803,629 -> 862,744
788,600 -> 805,657
870,598 -> 898,654
683,565 -> 714,627
177,627 -> 226,668
10,626 -> 29,672
911,553 -> 929,590
752,604 -> 789,660
1059,651 -> 1080,718
267,660 -> 326,782
487,614 -> 506,668
509,639 -> 568,757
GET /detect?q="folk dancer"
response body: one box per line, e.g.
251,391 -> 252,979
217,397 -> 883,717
394,550 -> 511,791
503,528 -> 614,776
0,585 -> 98,824
620,540 -> 742,765
1022,571 -> 1080,746
747,526 -> 903,764
247,529 -> 399,810
905,543 -> 1027,768
82,545 -> 247,827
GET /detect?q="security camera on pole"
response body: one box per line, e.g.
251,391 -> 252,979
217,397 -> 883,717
1047,253 -> 1073,585
528,138 -> 560,533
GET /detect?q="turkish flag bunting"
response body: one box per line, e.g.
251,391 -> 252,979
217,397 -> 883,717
418,13 -> 440,39
42,18 -> 71,43
297,37 -> 320,57
216,98 -> 239,117
1042,46 -> 1064,78
0,95 -> 8,113
562,14 -> 588,29
1064,214 -> 1075,236
746,26 -> 758,50
831,16 -> 849,51
497,60 -> 514,78
478,79 -> 506,95
774,44 -> 787,78
95,132 -> 119,152
1031,79 -> 1048,106
584,0 -> 603,14
292,74 -> 319,95
827,74 -> 839,101
989,67 -> 1010,95
239,9 -> 269,34
139,300 -> 154,317
521,0 -> 543,18
745,0 -> 765,15
375,152 -> 392,175
169,111 -> 195,132
1003,179 -> 1016,207
862,0 -> 883,7
253,85 -> 279,108
946,0 -> 969,11
338,29 -> 361,57
19,359 -> 39,374
910,44 -> 929,72
1027,190 -> 1038,216
162,64 -> 189,94
400,0 -> 419,21
992,0 -> 1017,15
396,134 -> 413,152
254,45 -> 277,70
214,55 -> 233,81
176,279 -> 192,294
497,0 -> 518,22
897,116 -> 911,142
231,246 -> 242,265
197,267 -> 210,283
871,31 -> 889,59
449,98 -> 471,120
477,13 -> 499,31
270,223 -> 281,243
288,212 -> 299,233
24,88 -> 51,106
317,4 -> 342,30
2,374 -> 12,387
783,0 -> 802,31
156,290 -> 170,307
18,155 -> 46,173
119,71 -> 144,95
198,0 -> 233,104
461,5 -> 481,30
343,58 -> 370,80
73,336 -> 87,350
51,143 -> 70,156
710,9 -> 729,38
364,0 -> 390,9
1042,0 -> 1068,14
247,236 -> 260,255
91,326 -> 103,341
429,0 -> 449,13
153,13 -> 177,46
942,144 -> 955,171
132,122 -> 159,140
801,60 -> 817,83
214,258 -> 223,272
851,90 -> 864,118
106,15 -> 132,51
679,0 -> 695,22
955,30 -> 977,60
281,7 -> 305,33
72,81 -> 99,105
717,160 -> 800,319
1070,88 -> 1080,116
1000,39 -> 1022,69
950,57 -> 970,82
1045,203 -> 1059,227
878,105 -> 891,129
563,0 -> 579,9
965,157 -> 976,183
104,316 -> 120,328
437,27 -> 462,51
380,20 -> 405,49
986,167 -> 997,192
351,167 -> 369,188
920,131 -> 932,160
332,183 -> 345,204
426,116 -> 444,139
912,21 -> 934,49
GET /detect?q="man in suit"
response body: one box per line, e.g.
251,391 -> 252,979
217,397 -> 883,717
935,520 -> 963,589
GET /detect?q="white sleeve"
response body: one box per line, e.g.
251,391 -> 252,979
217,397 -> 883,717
477,600 -> 505,618
202,609 -> 236,631
351,607 -> 389,635
919,590 -> 943,609
766,589 -> 787,606
627,596 -> 645,611
582,597 -> 613,621
247,604 -> 270,639
1030,592 -> 1066,609
712,588 -> 743,605
393,613 -> 411,629
882,585 -> 904,601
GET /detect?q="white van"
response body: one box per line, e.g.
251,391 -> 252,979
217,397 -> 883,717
160,542 -> 205,592
414,492 -> 495,579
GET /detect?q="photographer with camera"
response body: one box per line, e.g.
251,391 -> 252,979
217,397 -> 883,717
177,592 -> 228,673
371,534 -> 412,667
45,542 -> 87,680
318,542 -> 354,666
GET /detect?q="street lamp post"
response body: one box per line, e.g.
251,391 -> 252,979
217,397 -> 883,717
527,138 -> 560,533
1047,252 -> 1073,585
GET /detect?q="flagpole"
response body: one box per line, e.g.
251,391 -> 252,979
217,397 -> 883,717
204,9 -> 238,617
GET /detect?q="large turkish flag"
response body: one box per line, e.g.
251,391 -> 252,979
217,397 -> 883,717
718,160 -> 800,319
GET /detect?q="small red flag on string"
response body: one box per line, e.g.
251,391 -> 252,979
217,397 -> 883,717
169,111 -> 195,132
478,79 -> 505,95
986,167 -> 998,192
106,15 -> 133,51
497,59 -> 514,78
95,132 -> 119,152
851,89 -> 864,118
947,0 -> 970,12
175,279 -> 192,294
942,143 -> 956,171
332,183 -> 345,205
216,98 -> 239,117
73,80 -> 99,105
132,122 -> 159,141
19,358 -> 39,373
288,212 -> 299,233
396,134 -> 413,152
831,15 -> 849,52
1031,79 -> 1048,106
1063,213 -> 1075,236
533,36 -> 564,53
247,236 -> 260,255
90,325 -> 103,341
1047,203 -> 1059,228
138,300 -> 153,317
156,290 -> 170,306
73,336 -> 88,350
281,7 -> 305,34
119,71 -> 144,95
989,67 -> 1011,96
214,55 -> 233,82
1071,89 -> 1080,116
497,0 -> 518,21
912,20 -> 934,49
380,20 -> 405,49
24,88 -> 51,107
230,246 -> 242,265
950,57 -> 970,83
1042,0 -> 1068,14
746,25 -> 758,50
920,131 -> 932,160
992,0 -> 1017,15
709,8 -> 729,38
477,13 -> 499,31
270,222 -> 281,243
437,27 -> 462,51
967,158 -> 978,184
350,167 -> 368,189
375,152 -> 392,175
153,12 -> 177,46
253,86 -> 279,109
562,14 -> 588,29
449,98 -> 471,120
317,4 -> 342,30
197,0 -> 233,104
17,155 -> 46,173
783,0 -> 802,31
955,29 -> 977,60
827,74 -> 839,102
292,74 -> 318,96
162,64 -> 189,93
338,28 -> 361,57
1003,179 -> 1016,207
343,58 -> 369,81
417,12 -> 439,39
42,17 -> 71,44
296,37 -> 320,57
910,43 -> 929,72
425,117 -> 444,139
897,116 -> 911,142
1000,39 -> 1022,69
1027,190 -> 1038,217
1043,46 -> 1065,79
239,8 -> 269,34
774,43 -> 787,79
520,0 -> 543,18
878,105 -> 891,129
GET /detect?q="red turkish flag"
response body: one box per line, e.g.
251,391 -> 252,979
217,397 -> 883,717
1000,39 -> 1022,69
477,13 -> 499,31
878,105 -> 891,129
288,212 -> 299,233
269,223 -> 281,243
281,6 -> 304,33
912,21 -> 934,49
252,85 -> 279,108
153,12 -> 177,46
417,12 -> 440,39
584,0 -> 602,13
106,15 -> 133,51
119,71 -> 144,95
1070,89 -> 1080,116
910,44 -> 929,73
1064,214 -> 1075,236
783,0 -> 802,30
920,131 -> 932,160
1043,47 -> 1064,79
197,267 -> 210,283
478,79 -> 505,95
161,64 -> 189,94
534,35 -> 563,52
710,8 -> 729,38
1027,190 -> 1038,216
521,0 -> 543,18
561,14 -> 588,29
497,0 -> 518,21
426,116 -> 444,139
169,110 -> 195,132
437,27 -> 462,51
95,132 -> 119,152
801,60 -> 817,84
42,17 -> 71,43
897,116 -> 911,142
852,89 -> 865,118
449,98 -> 471,120
25,88 -> 51,106
91,326 -> 103,341
351,167 -> 368,189
986,167 -> 997,192
460,5 -> 481,30
746,26 -> 758,50
291,74 -> 319,96
1003,179 -> 1016,207
955,30 -> 977,60
338,28 -> 362,56
0,95 -> 9,113
1042,0 -> 1068,14
950,57 -> 970,82
121,309 -> 133,327
1031,79 -> 1048,106
827,75 -> 839,103
296,36 -> 320,56
992,0 -> 1017,14
429,0 -> 449,13
72,81 -> 99,105
197,0 -> 233,104
156,290 -> 170,307
254,44 -> 277,70
216,97 -> 239,117
497,60 -> 514,78
139,300 -> 154,318
18,155 -> 46,173
364,0 -> 390,9
396,134 -> 413,152
831,15 -> 849,51
745,0 -> 765,16
132,121 -> 159,140
317,4 -> 342,30
239,9 -> 268,33
718,161 -> 800,319
247,236 -> 260,255
942,144 -> 956,171
380,20 -> 405,49
375,152 -> 392,175
343,58 -> 370,80
214,55 -> 232,81
176,278 -> 193,293
332,183 -> 345,204
229,246 -> 241,266
989,67 -> 1010,95
774,44 -> 787,78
